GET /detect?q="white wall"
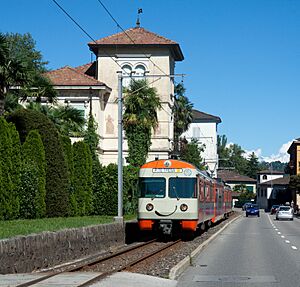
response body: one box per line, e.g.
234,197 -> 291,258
181,121 -> 218,177
96,47 -> 175,164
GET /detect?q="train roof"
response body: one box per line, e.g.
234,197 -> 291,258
140,159 -> 213,181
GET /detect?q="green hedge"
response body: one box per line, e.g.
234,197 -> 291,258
72,141 -> 93,216
22,130 -> 46,218
7,109 -> 70,217
0,117 -> 19,219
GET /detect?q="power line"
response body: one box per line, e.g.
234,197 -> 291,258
95,0 -> 169,77
51,0 -> 126,73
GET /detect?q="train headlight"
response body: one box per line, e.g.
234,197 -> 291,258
180,204 -> 188,212
146,203 -> 154,211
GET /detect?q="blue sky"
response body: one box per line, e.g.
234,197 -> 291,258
1,0 -> 299,162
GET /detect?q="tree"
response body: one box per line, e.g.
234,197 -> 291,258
84,112 -> 99,161
7,109 -> 70,217
180,138 -> 205,170
217,135 -> 231,169
72,141 -> 93,216
0,33 -> 32,115
26,102 -> 85,137
22,130 -> 46,218
227,144 -> 248,174
173,83 -> 193,153
246,152 -> 260,179
0,33 -> 56,116
0,117 -> 17,219
123,79 -> 161,167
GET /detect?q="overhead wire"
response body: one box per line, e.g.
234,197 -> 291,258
51,0 -> 178,126
95,0 -> 170,77
51,0 -> 128,74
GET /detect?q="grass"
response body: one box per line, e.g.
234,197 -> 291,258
0,214 -> 136,240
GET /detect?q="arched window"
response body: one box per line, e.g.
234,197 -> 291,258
122,64 -> 132,87
135,64 -> 146,78
263,175 -> 267,180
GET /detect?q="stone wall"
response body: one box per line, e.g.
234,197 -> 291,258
0,223 -> 124,274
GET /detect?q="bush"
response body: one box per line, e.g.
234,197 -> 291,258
0,117 -> 18,219
19,163 -> 39,219
7,109 -> 69,217
92,160 -> 107,215
123,165 -> 139,215
22,130 -> 46,218
72,141 -> 93,216
92,163 -> 118,216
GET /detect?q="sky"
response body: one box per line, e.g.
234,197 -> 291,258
1,0 -> 299,162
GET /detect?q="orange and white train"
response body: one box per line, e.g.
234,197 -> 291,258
138,159 -> 232,236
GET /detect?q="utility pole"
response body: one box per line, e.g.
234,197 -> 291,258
114,72 -> 185,223
115,72 -> 123,223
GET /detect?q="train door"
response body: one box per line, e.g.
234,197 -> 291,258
217,185 -> 223,215
198,176 -> 205,222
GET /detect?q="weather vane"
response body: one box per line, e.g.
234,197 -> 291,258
136,8 -> 143,27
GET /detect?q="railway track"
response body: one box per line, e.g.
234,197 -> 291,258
15,239 -> 182,287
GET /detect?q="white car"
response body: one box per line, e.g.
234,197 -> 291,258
275,206 -> 294,221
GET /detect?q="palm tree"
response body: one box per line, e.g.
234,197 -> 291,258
0,33 -> 56,116
173,83 -> 193,153
0,33 -> 32,115
26,102 -> 85,137
123,79 -> 161,166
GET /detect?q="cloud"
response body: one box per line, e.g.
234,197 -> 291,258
244,141 -> 293,163
243,148 -> 262,159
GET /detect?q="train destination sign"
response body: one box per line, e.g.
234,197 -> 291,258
152,168 -> 183,173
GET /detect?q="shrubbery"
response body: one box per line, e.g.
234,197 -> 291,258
22,130 -> 46,218
7,109 -> 70,217
1,109 -> 138,221
72,141 -> 93,216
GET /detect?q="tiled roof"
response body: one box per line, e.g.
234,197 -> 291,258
217,170 -> 257,183
73,62 -> 96,78
45,66 -> 105,87
257,170 -> 284,175
88,27 -> 184,61
192,109 -> 221,123
90,27 -> 178,45
261,175 -> 290,186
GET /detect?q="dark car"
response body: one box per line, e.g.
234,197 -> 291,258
270,205 -> 280,215
242,202 -> 252,211
246,204 -> 260,217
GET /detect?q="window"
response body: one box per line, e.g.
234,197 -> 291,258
122,64 -> 132,87
193,127 -> 201,138
135,64 -> 146,78
169,178 -> 197,198
139,178 -> 165,198
263,175 -> 267,180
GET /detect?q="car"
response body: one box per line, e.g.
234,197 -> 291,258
242,202 -> 252,211
270,205 -> 280,215
275,206 -> 293,221
246,204 -> 260,217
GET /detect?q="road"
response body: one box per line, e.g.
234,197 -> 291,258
176,211 -> 300,287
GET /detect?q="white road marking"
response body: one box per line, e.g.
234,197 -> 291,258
285,240 -> 290,244
281,235 -> 285,238
277,232 -> 281,235
275,229 -> 278,231
291,246 -> 297,250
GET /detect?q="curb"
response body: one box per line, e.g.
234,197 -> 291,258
168,214 -> 242,280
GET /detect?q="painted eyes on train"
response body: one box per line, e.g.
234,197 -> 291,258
180,204 -> 188,212
146,203 -> 154,211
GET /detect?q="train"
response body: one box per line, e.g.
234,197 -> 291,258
137,159 -> 232,236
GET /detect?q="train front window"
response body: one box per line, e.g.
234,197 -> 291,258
139,178 -> 166,198
169,178 -> 197,198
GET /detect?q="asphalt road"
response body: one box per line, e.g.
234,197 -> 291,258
176,211 -> 300,287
